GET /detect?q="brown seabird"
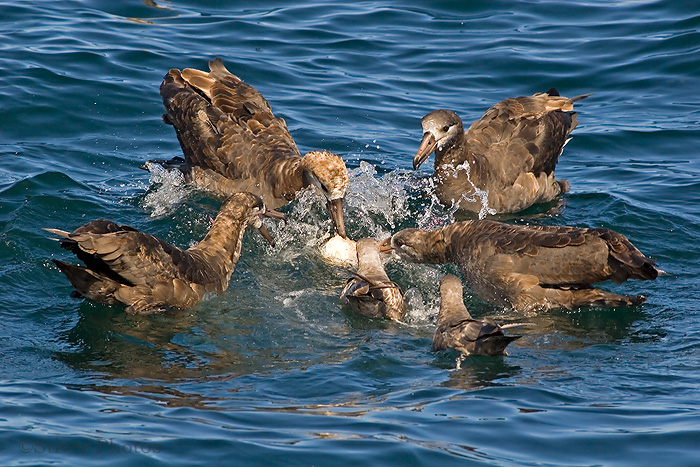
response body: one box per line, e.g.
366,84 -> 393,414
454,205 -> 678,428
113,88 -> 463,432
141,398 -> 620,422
385,220 -> 659,312
434,275 -> 522,367
46,192 -> 280,314
413,89 -> 590,214
150,58 -> 349,237
339,238 -> 407,321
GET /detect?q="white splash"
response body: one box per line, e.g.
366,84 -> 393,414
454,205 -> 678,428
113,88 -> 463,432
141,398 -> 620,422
141,162 -> 189,217
441,161 -> 496,219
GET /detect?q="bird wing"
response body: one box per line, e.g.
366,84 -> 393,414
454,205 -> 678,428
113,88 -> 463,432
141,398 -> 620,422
58,226 -> 223,288
161,59 -> 302,198
466,222 -> 612,285
466,91 -> 589,182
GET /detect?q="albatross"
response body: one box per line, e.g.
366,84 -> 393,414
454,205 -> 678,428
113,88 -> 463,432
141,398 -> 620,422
339,238 -> 407,321
385,220 -> 659,312
413,89 -> 590,215
46,192 -> 280,314
148,58 -> 349,237
433,275 -> 522,368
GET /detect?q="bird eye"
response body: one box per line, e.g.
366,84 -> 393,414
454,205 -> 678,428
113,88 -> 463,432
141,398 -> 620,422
441,125 -> 450,132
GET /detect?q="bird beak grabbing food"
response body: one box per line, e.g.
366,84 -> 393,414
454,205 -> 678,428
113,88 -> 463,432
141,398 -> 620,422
326,198 -> 347,238
413,132 -> 437,170
379,237 -> 394,254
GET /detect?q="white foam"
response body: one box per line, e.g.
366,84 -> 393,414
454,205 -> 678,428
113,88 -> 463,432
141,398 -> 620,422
141,162 -> 189,217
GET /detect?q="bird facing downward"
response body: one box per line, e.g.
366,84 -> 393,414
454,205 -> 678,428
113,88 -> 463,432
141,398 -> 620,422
46,192 -> 279,314
150,58 -> 349,237
413,89 -> 590,215
433,275 -> 522,368
339,238 -> 407,322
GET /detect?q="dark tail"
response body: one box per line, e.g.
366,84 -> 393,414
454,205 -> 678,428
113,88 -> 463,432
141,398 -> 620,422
475,334 -> 521,356
52,259 -> 120,305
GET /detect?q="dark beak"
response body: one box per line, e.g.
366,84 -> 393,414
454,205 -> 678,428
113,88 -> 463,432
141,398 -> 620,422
379,237 -> 394,254
257,222 -> 276,247
264,207 -> 287,222
413,132 -> 437,170
326,198 -> 346,238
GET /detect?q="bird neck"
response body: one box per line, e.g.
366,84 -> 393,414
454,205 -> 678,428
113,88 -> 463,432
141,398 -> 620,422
191,215 -> 249,270
434,131 -> 466,167
439,289 -> 471,322
356,243 -> 388,282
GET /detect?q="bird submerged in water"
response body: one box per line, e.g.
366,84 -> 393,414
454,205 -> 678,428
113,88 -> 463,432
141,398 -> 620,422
149,58 -> 349,237
339,238 -> 407,322
413,89 -> 590,215
434,275 -> 522,368
46,192 -> 280,314
386,220 -> 659,312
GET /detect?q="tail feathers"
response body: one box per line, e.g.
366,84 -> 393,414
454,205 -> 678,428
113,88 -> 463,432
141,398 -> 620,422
475,334 -> 522,356
52,259 -> 121,305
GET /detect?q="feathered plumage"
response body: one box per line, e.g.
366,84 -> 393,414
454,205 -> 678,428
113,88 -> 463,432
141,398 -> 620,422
150,58 -> 349,237
433,275 -> 521,367
413,89 -> 590,214
47,192 -> 275,314
388,220 -> 659,312
339,238 -> 406,321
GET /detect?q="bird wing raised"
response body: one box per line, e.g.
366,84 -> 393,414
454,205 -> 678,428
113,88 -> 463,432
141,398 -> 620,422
161,59 -> 301,194
466,91 -> 588,182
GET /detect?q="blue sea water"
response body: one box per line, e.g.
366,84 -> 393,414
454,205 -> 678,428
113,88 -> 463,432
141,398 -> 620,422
1,0 -> 700,465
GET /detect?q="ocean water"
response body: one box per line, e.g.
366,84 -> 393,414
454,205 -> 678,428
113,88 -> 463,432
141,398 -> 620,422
1,0 -> 699,465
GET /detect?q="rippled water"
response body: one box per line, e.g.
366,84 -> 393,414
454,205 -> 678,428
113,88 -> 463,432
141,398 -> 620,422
2,1 -> 700,465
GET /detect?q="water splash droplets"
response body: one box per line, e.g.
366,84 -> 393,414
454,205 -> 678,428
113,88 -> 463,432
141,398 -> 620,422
141,162 -> 190,217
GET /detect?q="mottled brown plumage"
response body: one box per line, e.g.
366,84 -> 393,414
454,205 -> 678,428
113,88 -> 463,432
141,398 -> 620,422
388,220 -> 659,312
46,192 -> 274,314
413,89 -> 590,214
340,238 -> 407,321
433,275 -> 521,367
152,58 -> 349,237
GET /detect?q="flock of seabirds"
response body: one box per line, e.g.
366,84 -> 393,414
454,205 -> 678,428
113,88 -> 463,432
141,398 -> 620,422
46,58 -> 661,368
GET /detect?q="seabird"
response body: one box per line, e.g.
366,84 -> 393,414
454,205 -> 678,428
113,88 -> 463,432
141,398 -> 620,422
149,58 -> 349,237
339,238 -> 407,321
386,220 -> 659,312
433,275 -> 522,368
413,89 -> 590,214
46,192 -> 280,314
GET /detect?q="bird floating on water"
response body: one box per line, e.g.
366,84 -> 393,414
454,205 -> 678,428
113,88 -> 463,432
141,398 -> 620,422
413,89 -> 590,215
339,238 -> 407,322
385,219 -> 659,312
46,192 -> 280,314
148,58 -> 349,237
433,275 -> 522,368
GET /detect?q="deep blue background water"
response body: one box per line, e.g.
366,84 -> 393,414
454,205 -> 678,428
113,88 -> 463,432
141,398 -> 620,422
1,1 -> 699,465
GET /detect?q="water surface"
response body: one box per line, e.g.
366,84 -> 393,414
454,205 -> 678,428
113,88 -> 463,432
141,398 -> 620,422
1,1 -> 699,465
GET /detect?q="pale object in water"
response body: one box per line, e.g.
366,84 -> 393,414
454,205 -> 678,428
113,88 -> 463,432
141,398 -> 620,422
320,235 -> 357,268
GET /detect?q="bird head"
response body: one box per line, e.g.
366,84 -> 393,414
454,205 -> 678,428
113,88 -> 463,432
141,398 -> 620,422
413,109 -> 464,170
301,150 -> 349,238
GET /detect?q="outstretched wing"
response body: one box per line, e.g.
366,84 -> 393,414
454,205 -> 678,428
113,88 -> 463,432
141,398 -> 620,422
466,90 -> 589,182
160,59 -> 301,191
50,223 -> 224,288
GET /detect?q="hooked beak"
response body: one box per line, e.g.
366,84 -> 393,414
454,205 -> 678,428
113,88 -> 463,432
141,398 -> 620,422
326,198 -> 347,238
413,132 -> 437,170
379,237 -> 394,254
263,207 -> 287,222
256,221 -> 276,247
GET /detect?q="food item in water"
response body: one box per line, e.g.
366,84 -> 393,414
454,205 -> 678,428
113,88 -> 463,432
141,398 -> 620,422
320,235 -> 357,268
